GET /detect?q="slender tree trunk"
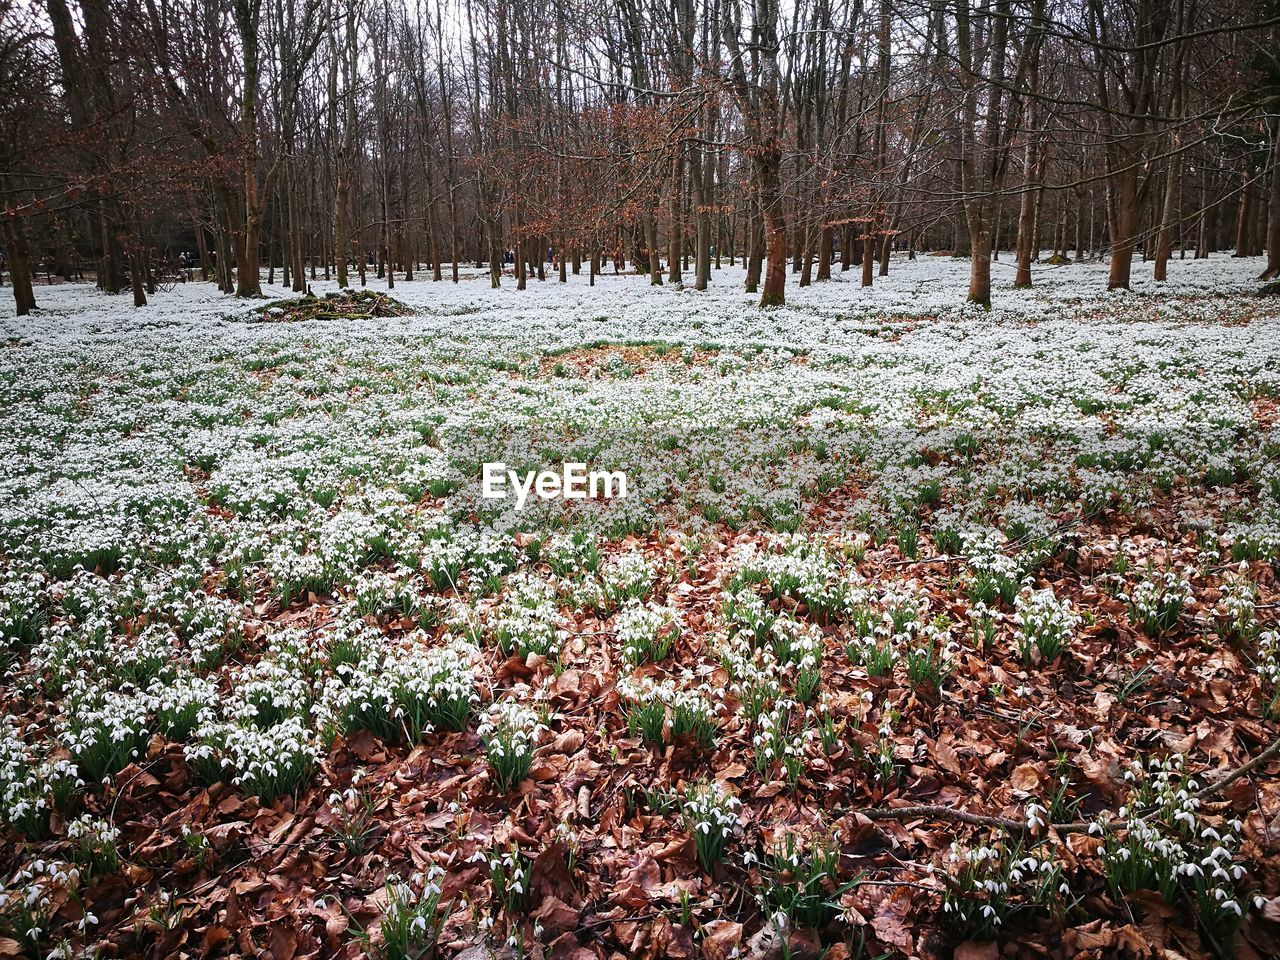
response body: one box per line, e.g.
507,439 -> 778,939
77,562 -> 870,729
745,207 -> 764,293
1235,167 -> 1254,256
193,213 -> 212,282
645,214 -> 662,284
1263,119 -> 1280,280
1014,138 -> 1039,287
129,214 -> 149,305
1154,144 -> 1182,281
488,217 -> 502,289
668,148 -> 683,286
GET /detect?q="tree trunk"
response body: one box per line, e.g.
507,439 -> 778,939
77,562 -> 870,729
2,217 -> 36,315
194,217 -> 212,282
757,148 -> 787,306
760,209 -> 786,306
129,242 -> 148,308
689,141 -> 711,290
968,226 -> 993,306
1108,162 -> 1139,290
816,226 -> 832,280
488,218 -> 502,289
1263,119 -> 1280,280
745,208 -> 763,293
645,213 -> 662,285
1234,167 -> 1254,256
1014,141 -> 1039,287
668,148 -> 683,286
1153,143 -> 1182,281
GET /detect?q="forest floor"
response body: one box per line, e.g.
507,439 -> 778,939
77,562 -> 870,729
1,253 -> 1279,960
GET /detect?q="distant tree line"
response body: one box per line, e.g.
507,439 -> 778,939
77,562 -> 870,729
0,0 -> 1278,316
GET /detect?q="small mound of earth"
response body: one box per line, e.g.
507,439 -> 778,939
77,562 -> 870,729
254,289 -> 413,322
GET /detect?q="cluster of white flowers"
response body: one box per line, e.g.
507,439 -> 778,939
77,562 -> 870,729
1216,574 -> 1257,637
1258,629 -> 1280,718
1120,568 -> 1194,636
714,627 -> 784,723
751,702 -> 815,784
416,533 -> 471,591
65,814 -> 120,872
766,615 -> 824,701
681,781 -> 740,870
1014,586 -> 1081,663
942,839 -> 1071,933
1092,754 -> 1253,924
596,549 -> 656,607
728,534 -> 842,612
616,671 -> 720,747
319,634 -> 480,741
867,699 -> 898,783
0,720 -> 81,839
0,858 -> 83,948
223,635 -> 318,727
1224,513 -> 1280,563
964,543 -> 1025,606
55,685 -> 151,784
876,579 -> 930,633
0,561 -> 46,647
615,600 -> 680,665
379,865 -> 448,954
492,572 -> 564,659
477,699 -> 548,791
720,585 -> 774,645
185,715 -> 320,803
542,531 -> 600,577
347,565 -> 423,618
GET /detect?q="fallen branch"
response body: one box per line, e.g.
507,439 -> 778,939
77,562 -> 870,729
847,733 -> 1280,836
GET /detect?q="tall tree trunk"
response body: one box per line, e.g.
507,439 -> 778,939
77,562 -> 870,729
668,148 -> 683,286
234,0 -> 264,298
193,213 -> 212,282
758,153 -> 787,307
816,226 -> 832,280
1235,167 -> 1256,257
1,217 -> 36,316
1263,118 -> 1280,280
746,205 -> 764,293
968,228 -> 993,306
129,242 -> 147,307
1153,144 -> 1182,281
1014,133 -> 1039,287
1108,162 -> 1139,289
644,214 -> 662,284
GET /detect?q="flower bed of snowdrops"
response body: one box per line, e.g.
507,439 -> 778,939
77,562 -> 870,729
1,254 -> 1278,959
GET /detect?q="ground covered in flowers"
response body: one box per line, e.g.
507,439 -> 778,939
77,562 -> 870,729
2,254 -> 1279,960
